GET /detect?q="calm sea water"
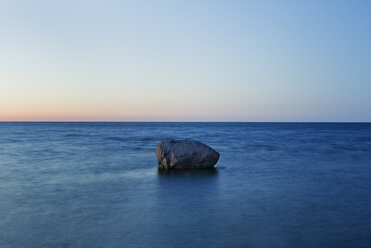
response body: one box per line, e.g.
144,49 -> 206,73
1,122 -> 371,248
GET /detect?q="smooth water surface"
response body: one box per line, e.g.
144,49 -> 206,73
0,122 -> 371,248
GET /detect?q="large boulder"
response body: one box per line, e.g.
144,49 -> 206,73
156,140 -> 220,169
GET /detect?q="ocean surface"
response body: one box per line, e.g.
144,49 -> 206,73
1,122 -> 371,248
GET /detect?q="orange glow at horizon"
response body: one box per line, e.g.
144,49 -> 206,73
1,103 -> 249,121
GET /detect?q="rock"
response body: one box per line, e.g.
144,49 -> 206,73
156,140 -> 220,169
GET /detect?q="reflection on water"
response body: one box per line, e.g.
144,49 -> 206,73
157,167 -> 218,176
153,167 -> 221,248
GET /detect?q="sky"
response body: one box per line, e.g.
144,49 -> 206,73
1,0 -> 370,121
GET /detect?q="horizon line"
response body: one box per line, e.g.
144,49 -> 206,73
1,121 -> 370,123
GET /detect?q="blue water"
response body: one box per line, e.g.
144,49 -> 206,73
1,122 -> 371,248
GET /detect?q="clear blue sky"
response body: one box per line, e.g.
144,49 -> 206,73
1,0 -> 370,121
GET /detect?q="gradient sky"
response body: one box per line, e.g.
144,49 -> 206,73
1,0 -> 370,121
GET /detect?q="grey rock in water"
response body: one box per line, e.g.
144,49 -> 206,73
155,140 -> 220,169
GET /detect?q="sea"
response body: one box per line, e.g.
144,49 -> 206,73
0,122 -> 371,248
